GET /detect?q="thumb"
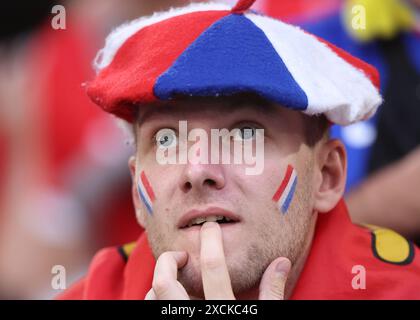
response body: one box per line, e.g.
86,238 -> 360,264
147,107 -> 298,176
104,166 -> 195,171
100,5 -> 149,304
258,257 -> 291,300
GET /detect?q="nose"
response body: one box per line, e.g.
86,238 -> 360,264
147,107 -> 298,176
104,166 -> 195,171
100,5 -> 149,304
179,163 -> 226,193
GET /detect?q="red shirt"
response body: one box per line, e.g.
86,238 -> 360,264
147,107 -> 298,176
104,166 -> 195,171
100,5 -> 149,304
58,199 -> 420,299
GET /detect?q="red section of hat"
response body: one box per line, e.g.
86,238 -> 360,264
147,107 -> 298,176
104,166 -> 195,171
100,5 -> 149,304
87,10 -> 230,122
231,0 -> 257,13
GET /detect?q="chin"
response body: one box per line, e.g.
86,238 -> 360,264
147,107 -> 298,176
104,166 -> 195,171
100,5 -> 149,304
177,258 -> 205,298
177,251 -> 262,298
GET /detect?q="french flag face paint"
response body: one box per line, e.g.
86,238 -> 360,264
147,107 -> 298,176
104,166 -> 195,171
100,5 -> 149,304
272,165 -> 298,214
137,171 -> 156,215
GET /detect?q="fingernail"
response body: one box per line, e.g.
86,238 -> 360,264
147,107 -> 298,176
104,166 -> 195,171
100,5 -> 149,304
275,259 -> 291,275
201,221 -> 219,229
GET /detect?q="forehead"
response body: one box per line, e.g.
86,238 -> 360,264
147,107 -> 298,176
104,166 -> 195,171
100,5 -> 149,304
136,95 -> 291,125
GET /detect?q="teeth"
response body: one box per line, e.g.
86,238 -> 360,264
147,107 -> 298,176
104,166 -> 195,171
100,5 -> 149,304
188,215 -> 226,227
205,216 -> 218,222
194,217 -> 207,224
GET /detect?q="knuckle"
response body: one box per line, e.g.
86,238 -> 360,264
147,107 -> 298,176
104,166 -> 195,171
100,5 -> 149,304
159,251 -> 173,261
269,275 -> 286,299
145,289 -> 156,300
269,285 -> 285,300
152,277 -> 172,296
201,255 -> 224,271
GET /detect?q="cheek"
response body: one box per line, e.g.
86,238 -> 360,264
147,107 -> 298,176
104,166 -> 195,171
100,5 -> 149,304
271,164 -> 298,215
137,170 -> 156,215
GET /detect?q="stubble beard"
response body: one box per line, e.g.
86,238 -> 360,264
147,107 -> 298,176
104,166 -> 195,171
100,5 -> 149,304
145,188 -> 314,299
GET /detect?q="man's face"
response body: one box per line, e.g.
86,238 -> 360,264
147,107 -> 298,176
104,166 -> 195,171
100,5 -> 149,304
130,98 -> 320,297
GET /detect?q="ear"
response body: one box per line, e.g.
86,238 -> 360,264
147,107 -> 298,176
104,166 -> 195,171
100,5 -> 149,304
313,139 -> 347,213
128,156 -> 147,228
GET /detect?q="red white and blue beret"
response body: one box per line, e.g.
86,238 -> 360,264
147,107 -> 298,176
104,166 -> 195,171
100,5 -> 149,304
87,0 -> 382,125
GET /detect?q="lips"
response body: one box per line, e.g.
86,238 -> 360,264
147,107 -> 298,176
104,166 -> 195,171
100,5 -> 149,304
178,207 -> 241,229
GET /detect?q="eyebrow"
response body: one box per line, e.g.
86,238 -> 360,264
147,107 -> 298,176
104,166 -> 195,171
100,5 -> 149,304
137,95 -> 279,126
137,104 -> 177,125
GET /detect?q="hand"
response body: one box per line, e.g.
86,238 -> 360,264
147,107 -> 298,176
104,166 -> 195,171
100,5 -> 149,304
145,222 -> 291,300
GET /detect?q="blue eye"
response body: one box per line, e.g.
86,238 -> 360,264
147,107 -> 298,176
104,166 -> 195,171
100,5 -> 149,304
241,127 -> 256,139
156,128 -> 177,148
234,126 -> 257,141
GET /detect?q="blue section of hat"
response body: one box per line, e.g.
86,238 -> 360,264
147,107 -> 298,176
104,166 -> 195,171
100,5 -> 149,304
154,13 -> 308,110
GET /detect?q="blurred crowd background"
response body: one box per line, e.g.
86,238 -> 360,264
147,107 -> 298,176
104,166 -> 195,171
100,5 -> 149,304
0,0 -> 419,299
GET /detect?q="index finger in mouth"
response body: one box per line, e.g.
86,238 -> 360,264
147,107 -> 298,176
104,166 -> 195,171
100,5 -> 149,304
200,222 -> 235,300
